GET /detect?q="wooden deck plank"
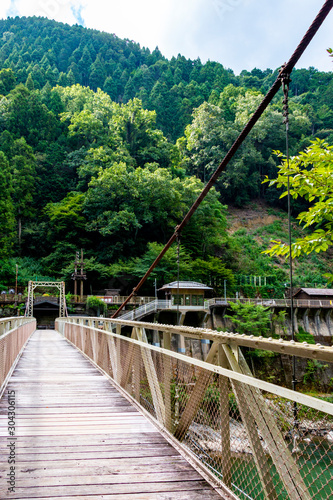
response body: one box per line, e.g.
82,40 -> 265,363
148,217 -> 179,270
0,330 -> 225,499
0,481 -> 219,499
8,493 -> 222,500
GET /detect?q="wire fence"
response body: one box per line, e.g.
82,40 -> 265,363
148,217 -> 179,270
56,317 -> 333,500
0,317 -> 36,392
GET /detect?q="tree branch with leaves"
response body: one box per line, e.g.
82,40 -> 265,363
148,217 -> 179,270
264,139 -> 333,280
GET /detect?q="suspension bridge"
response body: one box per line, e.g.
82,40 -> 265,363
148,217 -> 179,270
1,316 -> 333,499
1,3 -> 333,498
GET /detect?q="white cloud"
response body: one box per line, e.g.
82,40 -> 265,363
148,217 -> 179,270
8,0 -> 85,25
1,0 -> 332,73
0,1 -> 15,18
80,0 -> 171,48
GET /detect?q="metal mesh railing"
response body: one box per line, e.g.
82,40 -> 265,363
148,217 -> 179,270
206,297 -> 333,309
57,317 -> 333,500
0,317 -> 36,391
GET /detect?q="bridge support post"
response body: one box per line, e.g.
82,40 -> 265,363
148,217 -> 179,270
218,345 -> 232,489
163,331 -> 172,432
132,341 -> 140,402
177,313 -> 186,357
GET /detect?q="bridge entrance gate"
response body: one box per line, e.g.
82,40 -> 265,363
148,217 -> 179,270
25,281 -> 67,318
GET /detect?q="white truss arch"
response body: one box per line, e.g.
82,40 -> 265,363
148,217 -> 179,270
25,281 -> 67,318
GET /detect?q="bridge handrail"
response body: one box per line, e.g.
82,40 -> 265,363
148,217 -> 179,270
95,295 -> 156,304
0,317 -> 36,394
56,318 -> 333,416
206,297 -> 333,308
56,316 -> 333,500
62,315 -> 333,363
119,299 -> 172,320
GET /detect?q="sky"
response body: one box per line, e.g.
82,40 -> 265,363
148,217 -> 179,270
0,0 -> 332,75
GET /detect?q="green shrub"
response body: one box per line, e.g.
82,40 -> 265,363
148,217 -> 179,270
86,296 -> 107,315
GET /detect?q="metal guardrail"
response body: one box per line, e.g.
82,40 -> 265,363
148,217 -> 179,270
117,299 -> 207,320
0,294 -> 26,303
0,317 -> 36,394
56,316 -> 333,500
3,294 -> 332,309
119,300 -> 172,320
93,295 -> 156,305
118,299 -> 209,321
206,297 -> 333,309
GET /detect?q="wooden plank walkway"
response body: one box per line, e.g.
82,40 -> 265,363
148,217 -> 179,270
0,330 -> 225,499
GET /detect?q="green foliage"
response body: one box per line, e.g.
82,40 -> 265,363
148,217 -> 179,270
264,140 -> 333,281
0,151 -> 15,257
0,17 -> 331,295
225,228 -> 288,296
61,257 -> 110,289
84,162 -> 226,260
295,327 -> 316,344
109,242 -> 234,294
86,296 -> 107,315
0,257 -> 56,285
228,393 -> 241,420
182,86 -> 310,206
303,360 -> 328,387
0,68 -> 16,94
44,192 -> 86,247
224,301 -> 271,337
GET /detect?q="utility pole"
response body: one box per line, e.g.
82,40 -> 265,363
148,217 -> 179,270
71,249 -> 87,303
14,264 -> 18,307
80,249 -> 85,302
73,252 -> 78,299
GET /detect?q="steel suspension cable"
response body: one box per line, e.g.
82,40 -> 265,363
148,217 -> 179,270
282,72 -> 299,439
112,0 -> 333,318
176,232 -> 181,325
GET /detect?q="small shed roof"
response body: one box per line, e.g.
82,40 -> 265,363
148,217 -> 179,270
159,281 -> 213,291
293,288 -> 333,297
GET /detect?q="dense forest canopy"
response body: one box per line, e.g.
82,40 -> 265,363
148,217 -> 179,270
0,16 -> 332,296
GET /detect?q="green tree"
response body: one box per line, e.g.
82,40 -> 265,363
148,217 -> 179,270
0,68 -> 16,94
25,73 -> 35,91
182,86 -> 310,206
10,139 -> 37,246
44,192 -> 86,244
78,46 -> 92,86
109,242 -> 234,294
0,151 -> 15,257
110,98 -> 174,168
264,139 -> 333,282
109,242 -> 193,290
191,257 -> 235,294
224,301 -> 271,336
58,85 -> 113,146
89,54 -> 106,91
83,162 -> 227,261
86,296 -> 107,316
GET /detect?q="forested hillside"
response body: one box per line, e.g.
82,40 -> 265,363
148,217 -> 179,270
0,16 -> 332,295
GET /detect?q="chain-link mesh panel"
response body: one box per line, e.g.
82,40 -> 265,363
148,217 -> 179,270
0,319 -> 36,389
62,321 -> 333,500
